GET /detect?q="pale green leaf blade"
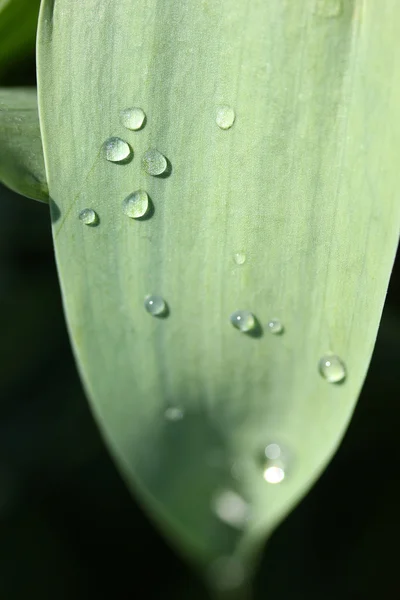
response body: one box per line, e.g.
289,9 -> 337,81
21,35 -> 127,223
0,88 -> 48,202
37,0 -> 400,581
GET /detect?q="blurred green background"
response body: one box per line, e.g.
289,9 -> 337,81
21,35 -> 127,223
0,5 -> 399,598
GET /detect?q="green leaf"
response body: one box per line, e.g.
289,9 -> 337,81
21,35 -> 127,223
0,88 -> 48,202
36,0 -> 400,587
0,0 -> 41,75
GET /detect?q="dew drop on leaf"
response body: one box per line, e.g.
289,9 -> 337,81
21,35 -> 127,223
234,252 -> 246,265
122,190 -> 149,219
120,107 -> 146,130
164,407 -> 184,421
142,148 -> 167,176
264,443 -> 282,460
230,310 -> 255,333
102,137 -> 131,162
216,105 -> 236,129
78,208 -> 98,226
144,295 -> 167,317
318,354 -> 347,383
212,489 -> 250,529
267,319 -> 284,334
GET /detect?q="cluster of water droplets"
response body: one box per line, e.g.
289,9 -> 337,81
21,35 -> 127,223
79,106 -> 170,229
78,98 -> 348,534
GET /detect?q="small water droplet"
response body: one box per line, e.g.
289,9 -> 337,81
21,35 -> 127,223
102,137 -> 131,162
216,105 -> 235,130
234,252 -> 246,265
264,443 -> 281,460
314,0 -> 342,18
263,465 -> 285,484
144,295 -> 167,317
208,556 -> 246,592
122,190 -> 149,219
267,319 -> 284,334
79,208 -> 98,226
230,310 -> 255,333
120,107 -> 146,130
164,407 -> 184,421
318,354 -> 346,383
212,489 -> 250,529
142,148 -> 167,176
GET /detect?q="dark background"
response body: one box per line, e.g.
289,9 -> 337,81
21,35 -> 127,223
0,43 -> 399,600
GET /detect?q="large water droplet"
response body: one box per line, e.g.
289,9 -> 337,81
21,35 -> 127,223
318,354 -> 346,383
122,190 -> 149,219
314,0 -> 342,18
142,148 -> 167,176
120,107 -> 146,130
234,252 -> 246,265
102,137 -> 131,162
230,310 -> 255,333
164,407 -> 184,421
79,208 -> 98,226
216,105 -> 235,130
267,319 -> 284,335
212,489 -> 250,529
144,295 -> 167,317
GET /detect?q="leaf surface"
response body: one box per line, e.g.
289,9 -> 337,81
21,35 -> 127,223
37,0 -> 400,580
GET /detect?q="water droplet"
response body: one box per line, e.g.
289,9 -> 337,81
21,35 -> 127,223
230,310 -> 255,333
144,295 -> 167,317
264,443 -> 281,460
164,407 -> 184,421
261,443 -> 286,484
122,190 -> 149,219
79,208 -> 98,226
234,252 -> 246,265
267,319 -> 284,334
263,465 -> 285,484
314,0 -> 342,18
120,107 -> 146,130
216,105 -> 235,130
208,557 -> 246,592
212,489 -> 250,529
318,354 -> 346,383
102,137 -> 131,162
142,148 -> 167,176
